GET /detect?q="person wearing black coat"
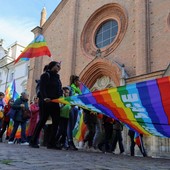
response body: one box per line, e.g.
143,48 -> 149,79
30,61 -> 63,149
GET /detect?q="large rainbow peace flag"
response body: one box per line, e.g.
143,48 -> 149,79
53,76 -> 170,138
15,34 -> 51,64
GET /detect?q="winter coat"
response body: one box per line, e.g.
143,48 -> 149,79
3,104 -> 11,122
40,71 -> 63,100
12,97 -> 29,122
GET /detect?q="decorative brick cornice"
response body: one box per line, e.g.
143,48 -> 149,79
81,3 -> 128,59
79,58 -> 121,88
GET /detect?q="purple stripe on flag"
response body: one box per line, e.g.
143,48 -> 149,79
147,80 -> 170,137
147,80 -> 168,124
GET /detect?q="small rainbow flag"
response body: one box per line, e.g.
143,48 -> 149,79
15,34 -> 51,64
73,110 -> 87,141
4,80 -> 19,104
72,83 -> 89,141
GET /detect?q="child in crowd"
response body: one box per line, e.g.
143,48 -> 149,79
67,75 -> 82,150
56,87 -> 71,149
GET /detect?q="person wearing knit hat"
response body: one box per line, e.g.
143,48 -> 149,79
30,61 -> 62,149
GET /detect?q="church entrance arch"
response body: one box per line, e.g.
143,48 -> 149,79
79,58 -> 122,89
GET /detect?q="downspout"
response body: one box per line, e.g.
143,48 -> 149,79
145,0 -> 151,73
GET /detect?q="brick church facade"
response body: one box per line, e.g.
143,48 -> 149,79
27,0 -> 170,157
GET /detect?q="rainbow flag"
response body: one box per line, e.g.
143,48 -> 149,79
20,58 -> 30,62
4,80 -> 19,104
72,83 -> 89,141
73,110 -> 87,141
80,83 -> 90,94
15,34 -> 51,64
8,119 -> 29,139
134,132 -> 141,146
52,76 -> 170,138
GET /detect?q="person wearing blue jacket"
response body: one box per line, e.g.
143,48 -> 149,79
8,92 -> 29,145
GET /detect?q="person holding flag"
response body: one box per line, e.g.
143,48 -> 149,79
8,92 -> 30,145
29,61 -> 63,149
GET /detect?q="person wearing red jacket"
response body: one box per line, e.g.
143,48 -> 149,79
27,96 -> 39,142
0,99 -> 14,141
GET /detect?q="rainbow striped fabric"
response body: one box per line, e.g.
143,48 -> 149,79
73,110 -> 87,141
53,76 -> 170,138
20,58 -> 30,62
15,34 -> 51,64
4,80 -> 19,104
8,119 -> 29,139
80,83 -> 90,94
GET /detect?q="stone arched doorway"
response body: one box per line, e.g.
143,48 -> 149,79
79,58 -> 123,89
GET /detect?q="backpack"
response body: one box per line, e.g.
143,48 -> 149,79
35,72 -> 50,98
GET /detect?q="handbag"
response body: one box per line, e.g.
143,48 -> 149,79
22,109 -> 31,119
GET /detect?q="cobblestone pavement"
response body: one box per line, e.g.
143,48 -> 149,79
0,143 -> 170,170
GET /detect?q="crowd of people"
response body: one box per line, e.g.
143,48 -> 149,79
0,61 -> 147,157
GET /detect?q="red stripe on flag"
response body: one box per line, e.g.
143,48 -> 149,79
157,77 -> 170,124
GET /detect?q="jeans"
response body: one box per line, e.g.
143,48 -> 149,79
67,107 -> 78,141
9,121 -> 27,143
93,118 -> 103,148
111,130 -> 124,153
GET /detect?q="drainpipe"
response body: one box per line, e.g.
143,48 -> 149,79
145,0 -> 151,73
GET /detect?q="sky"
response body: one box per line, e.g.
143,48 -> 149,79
0,0 -> 61,48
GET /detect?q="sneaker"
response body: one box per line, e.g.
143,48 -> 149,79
68,141 -> 78,151
8,141 -> 14,144
20,142 -> 29,145
120,151 -> 125,155
69,145 -> 78,151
